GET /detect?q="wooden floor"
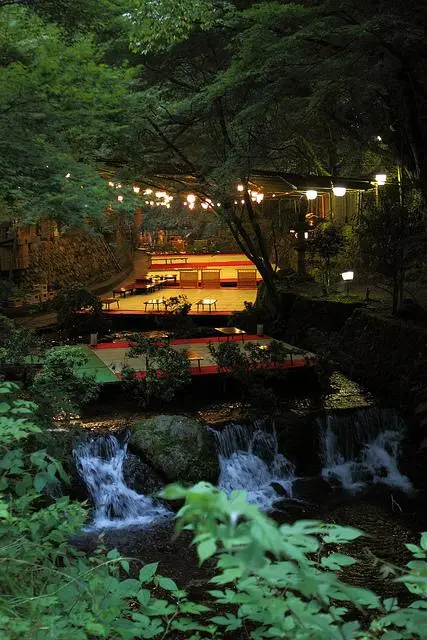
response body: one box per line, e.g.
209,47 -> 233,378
86,336 -> 315,380
105,286 -> 257,315
105,252 -> 260,315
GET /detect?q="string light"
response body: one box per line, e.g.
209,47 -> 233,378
133,186 -> 140,193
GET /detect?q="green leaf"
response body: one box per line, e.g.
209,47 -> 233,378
321,553 -> 356,571
197,538 -> 216,564
139,562 -> 158,583
156,576 -> 179,592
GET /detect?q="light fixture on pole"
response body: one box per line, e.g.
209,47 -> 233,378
341,270 -> 354,296
306,190 -> 317,200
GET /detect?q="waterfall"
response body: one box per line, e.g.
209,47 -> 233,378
211,422 -> 296,509
319,408 -> 413,493
74,434 -> 170,530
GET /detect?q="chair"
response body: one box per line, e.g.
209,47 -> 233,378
179,270 -> 199,288
237,269 -> 258,288
200,270 -> 221,288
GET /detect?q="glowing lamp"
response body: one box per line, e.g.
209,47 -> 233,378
117,195 -> 124,202
237,184 -> 244,192
108,181 -> 114,187
375,173 -> 387,185
133,186 -> 140,194
341,271 -> 354,281
186,193 -> 196,203
256,193 -> 264,203
65,173 -> 71,178
304,231 -> 309,239
306,190 -> 317,200
332,186 -> 346,197
201,202 -> 208,209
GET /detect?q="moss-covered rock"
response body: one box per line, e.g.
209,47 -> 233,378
129,415 -> 219,483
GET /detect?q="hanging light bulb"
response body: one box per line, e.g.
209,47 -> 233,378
117,195 -> 124,202
188,202 -> 195,210
108,181 -> 114,187
237,184 -> 244,192
133,186 -> 140,194
306,190 -> 317,200
332,186 -> 346,197
187,193 -> 196,203
201,202 -> 209,209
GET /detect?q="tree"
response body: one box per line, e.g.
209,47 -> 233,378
54,283 -> 110,338
30,345 -> 99,422
358,187 -> 426,314
0,3 -> 137,231
308,222 -> 346,294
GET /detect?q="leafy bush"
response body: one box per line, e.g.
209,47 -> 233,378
124,337 -> 192,405
54,283 -> 110,339
0,315 -> 42,382
30,345 -> 99,422
208,340 -> 300,407
164,482 -> 427,639
0,381 -> 210,639
2,381 -> 427,639
156,295 -> 194,337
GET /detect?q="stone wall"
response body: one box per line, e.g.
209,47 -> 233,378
278,292 -> 427,438
281,292 -> 363,345
25,230 -> 133,289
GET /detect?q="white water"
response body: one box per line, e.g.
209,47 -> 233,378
74,435 -> 170,530
211,422 -> 296,509
320,409 -> 413,493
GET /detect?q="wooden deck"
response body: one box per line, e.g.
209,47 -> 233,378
85,336 -> 316,381
102,252 -> 262,316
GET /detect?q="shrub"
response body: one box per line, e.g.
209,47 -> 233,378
2,381 -> 427,639
30,345 -> 99,422
54,283 -> 110,339
124,337 -> 192,405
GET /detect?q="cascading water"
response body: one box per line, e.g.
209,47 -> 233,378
319,408 -> 413,493
211,422 -> 296,509
74,434 -> 170,530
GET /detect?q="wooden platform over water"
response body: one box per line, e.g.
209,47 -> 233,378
81,336 -> 316,383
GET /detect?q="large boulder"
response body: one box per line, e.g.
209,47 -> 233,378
129,415 -> 220,483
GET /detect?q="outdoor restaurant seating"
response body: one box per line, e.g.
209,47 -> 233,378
200,269 -> 221,287
179,270 -> 199,288
236,269 -> 257,288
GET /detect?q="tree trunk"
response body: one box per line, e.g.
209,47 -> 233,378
392,277 -> 399,315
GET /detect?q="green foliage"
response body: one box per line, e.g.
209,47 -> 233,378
2,380 -> 427,639
54,284 -> 110,338
127,0 -> 234,52
0,381 -> 213,639
30,346 -> 99,423
163,294 -> 192,316
308,223 -> 346,293
0,4 -> 135,228
164,481 -> 427,639
0,315 -> 42,382
124,337 -> 192,405
208,339 -> 300,407
358,188 -> 426,313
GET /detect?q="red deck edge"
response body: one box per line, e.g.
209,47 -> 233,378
91,335 -> 264,349
115,358 -> 310,380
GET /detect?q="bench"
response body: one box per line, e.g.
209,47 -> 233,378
102,297 -> 120,310
183,349 -> 204,371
